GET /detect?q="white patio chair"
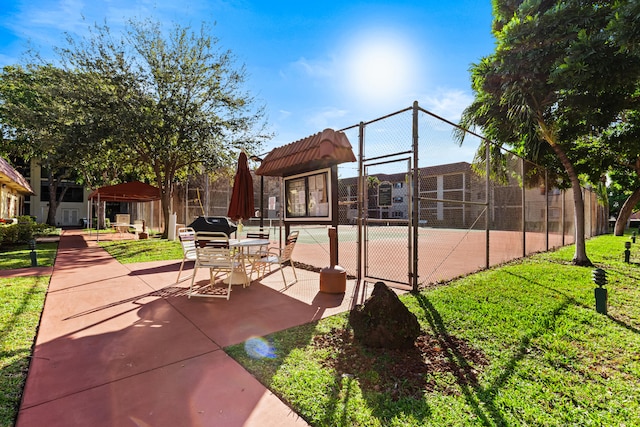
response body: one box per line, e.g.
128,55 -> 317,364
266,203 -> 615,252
176,227 -> 197,283
188,231 -> 246,299
244,230 -> 270,280
253,230 -> 299,288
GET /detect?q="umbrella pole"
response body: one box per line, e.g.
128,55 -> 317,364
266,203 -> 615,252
259,175 -> 264,232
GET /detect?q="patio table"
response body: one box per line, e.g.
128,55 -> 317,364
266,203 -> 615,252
223,238 -> 271,285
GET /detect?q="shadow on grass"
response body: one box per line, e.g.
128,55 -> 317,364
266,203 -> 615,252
0,278 -> 48,427
265,330 -> 434,426
317,335 -> 433,426
413,267 -> 599,426
228,312 -> 434,425
0,349 -> 32,427
513,266 -> 640,336
414,293 -> 507,426
607,314 -> 640,334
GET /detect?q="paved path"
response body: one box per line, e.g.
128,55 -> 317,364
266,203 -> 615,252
16,229 -> 375,427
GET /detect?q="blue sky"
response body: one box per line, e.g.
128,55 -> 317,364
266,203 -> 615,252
0,0 -> 496,153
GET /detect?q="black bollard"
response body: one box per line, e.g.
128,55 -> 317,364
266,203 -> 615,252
624,241 -> 631,263
633,232 -> 637,244
28,239 -> 38,267
592,268 -> 607,315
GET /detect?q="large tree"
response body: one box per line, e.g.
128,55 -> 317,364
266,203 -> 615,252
0,65 -> 105,225
457,0 -> 640,265
605,1 -> 640,235
57,19 -> 269,237
605,109 -> 640,235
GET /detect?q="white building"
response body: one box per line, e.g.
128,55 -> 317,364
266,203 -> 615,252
24,162 -> 91,226
0,157 -> 33,220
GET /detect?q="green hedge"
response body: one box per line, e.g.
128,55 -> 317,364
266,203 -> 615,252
0,216 -> 56,247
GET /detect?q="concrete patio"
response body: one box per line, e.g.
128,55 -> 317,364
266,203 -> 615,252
14,229 -> 376,427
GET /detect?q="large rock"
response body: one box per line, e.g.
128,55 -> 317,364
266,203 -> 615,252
349,281 -> 421,349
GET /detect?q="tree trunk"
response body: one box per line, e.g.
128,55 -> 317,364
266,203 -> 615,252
45,173 -> 71,227
46,176 -> 58,226
160,181 -> 173,239
47,196 -> 58,226
568,177 -> 591,266
539,120 -> 591,266
614,186 -> 640,236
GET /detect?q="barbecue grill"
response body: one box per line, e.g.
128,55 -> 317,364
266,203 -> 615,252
188,216 -> 238,236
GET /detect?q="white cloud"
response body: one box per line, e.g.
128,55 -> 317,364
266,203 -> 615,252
18,0 -> 87,34
2,0 -> 212,62
291,56 -> 335,79
421,89 -> 474,123
305,107 -> 349,130
278,109 -> 292,119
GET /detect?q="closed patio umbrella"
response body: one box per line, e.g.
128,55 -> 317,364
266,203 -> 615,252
227,151 -> 254,227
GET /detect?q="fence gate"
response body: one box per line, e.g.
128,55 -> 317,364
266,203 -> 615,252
362,157 -> 413,289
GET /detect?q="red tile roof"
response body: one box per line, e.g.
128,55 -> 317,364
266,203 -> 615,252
0,157 -> 34,195
256,128 -> 356,177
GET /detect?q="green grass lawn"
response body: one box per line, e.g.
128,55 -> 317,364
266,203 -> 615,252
0,241 -> 55,427
0,242 -> 58,270
0,276 -> 49,427
98,238 -> 183,263
226,234 -> 640,427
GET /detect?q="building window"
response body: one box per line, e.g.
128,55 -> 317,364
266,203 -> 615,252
393,182 -> 404,189
40,183 -> 84,203
393,196 -> 404,203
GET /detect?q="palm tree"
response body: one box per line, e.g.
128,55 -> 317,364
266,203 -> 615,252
457,0 -> 640,265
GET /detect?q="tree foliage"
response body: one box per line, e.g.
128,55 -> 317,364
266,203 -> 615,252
0,65 -> 108,225
55,18 -> 270,236
457,0 -> 640,265
604,107 -> 640,234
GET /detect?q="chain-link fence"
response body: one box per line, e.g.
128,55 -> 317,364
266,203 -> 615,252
341,104 -> 607,285
172,102 -> 607,289
172,171 -> 282,234
337,103 -> 606,289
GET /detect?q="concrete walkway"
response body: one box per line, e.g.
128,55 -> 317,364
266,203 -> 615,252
15,229 -> 375,427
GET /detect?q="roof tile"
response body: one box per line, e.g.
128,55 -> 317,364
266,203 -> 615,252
256,128 -> 356,177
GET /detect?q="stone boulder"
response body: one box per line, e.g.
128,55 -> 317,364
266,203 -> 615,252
349,281 -> 421,349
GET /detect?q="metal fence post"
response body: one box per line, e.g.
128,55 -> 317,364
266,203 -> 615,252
545,169 -> 549,251
485,141 -> 490,269
522,157 -> 526,258
357,121 -> 365,286
412,101 -> 419,293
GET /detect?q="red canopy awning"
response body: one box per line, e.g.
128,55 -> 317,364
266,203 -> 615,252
88,181 -> 161,202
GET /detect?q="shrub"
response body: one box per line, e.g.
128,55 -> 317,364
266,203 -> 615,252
91,218 -> 111,229
16,216 -> 35,242
0,224 -> 19,246
0,217 -> 56,247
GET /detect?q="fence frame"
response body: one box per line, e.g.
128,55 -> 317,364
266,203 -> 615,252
339,101 -> 606,292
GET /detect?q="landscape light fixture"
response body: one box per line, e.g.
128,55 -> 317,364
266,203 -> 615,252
29,239 -> 37,267
592,268 -> 608,315
624,241 -> 631,263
